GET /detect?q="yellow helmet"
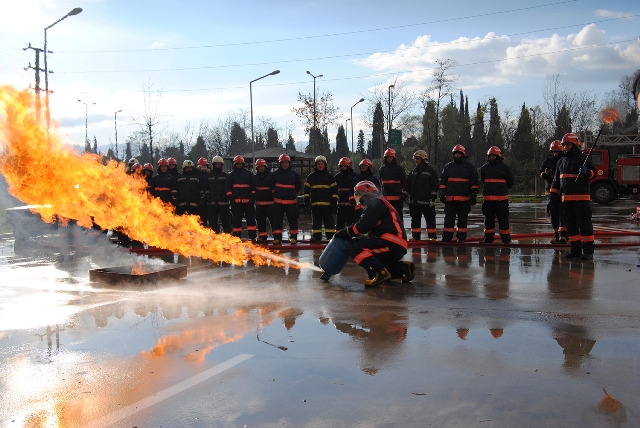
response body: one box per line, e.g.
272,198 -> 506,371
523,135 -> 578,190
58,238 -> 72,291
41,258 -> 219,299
413,150 -> 429,161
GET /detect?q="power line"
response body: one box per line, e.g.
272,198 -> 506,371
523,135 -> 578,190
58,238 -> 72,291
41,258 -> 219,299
54,0 -> 578,53
154,39 -> 636,93
53,15 -> 638,75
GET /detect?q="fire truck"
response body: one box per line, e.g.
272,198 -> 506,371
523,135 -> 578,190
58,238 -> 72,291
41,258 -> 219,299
579,133 -> 640,204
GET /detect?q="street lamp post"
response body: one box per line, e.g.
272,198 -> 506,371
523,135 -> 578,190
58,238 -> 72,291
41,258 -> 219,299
306,71 -> 323,153
250,70 -> 280,169
388,84 -> 395,147
345,118 -> 350,153
44,7 -> 82,136
114,109 -> 122,160
350,97 -> 365,153
530,107 -> 538,196
78,99 -> 95,150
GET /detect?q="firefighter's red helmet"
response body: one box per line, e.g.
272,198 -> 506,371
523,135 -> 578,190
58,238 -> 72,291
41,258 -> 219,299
142,163 -> 153,171
197,157 -> 209,166
338,157 -> 352,167
383,148 -> 396,158
168,157 -> 177,166
354,180 -> 379,194
561,133 -> 581,148
158,158 -> 169,166
452,144 -> 466,156
359,158 -> 373,169
233,155 -> 245,164
278,153 -> 291,163
487,146 -> 502,158
255,158 -> 267,167
550,140 -> 563,152
131,163 -> 142,171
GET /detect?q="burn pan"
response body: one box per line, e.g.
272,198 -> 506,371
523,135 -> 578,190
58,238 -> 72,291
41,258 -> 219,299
89,264 -> 188,285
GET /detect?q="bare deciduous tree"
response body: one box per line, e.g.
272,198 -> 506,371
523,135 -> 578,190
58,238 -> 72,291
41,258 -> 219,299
363,75 -> 418,138
131,82 -> 171,165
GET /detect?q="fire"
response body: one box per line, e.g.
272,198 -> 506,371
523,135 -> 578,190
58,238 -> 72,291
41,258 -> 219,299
130,262 -> 148,275
0,85 -> 305,268
599,106 -> 619,124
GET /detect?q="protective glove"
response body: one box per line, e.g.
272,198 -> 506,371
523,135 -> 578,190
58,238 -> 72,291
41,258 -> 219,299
401,190 -> 410,203
579,166 -> 588,176
470,194 -> 477,206
428,201 -> 435,208
334,228 -> 351,241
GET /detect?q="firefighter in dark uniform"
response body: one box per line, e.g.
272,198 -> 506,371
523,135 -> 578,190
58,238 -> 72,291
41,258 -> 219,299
225,155 -> 257,241
304,155 -> 338,242
405,150 -> 439,241
254,158 -> 274,243
196,157 -> 210,226
150,158 -> 174,204
353,158 -> 381,221
539,140 -> 568,244
439,144 -> 479,242
172,160 -> 203,216
270,153 -> 302,245
204,155 -> 232,234
335,181 -> 414,287
335,157 -> 357,230
480,146 -> 515,243
378,148 -> 406,217
167,157 -> 179,177
142,163 -> 154,193
550,133 -> 596,260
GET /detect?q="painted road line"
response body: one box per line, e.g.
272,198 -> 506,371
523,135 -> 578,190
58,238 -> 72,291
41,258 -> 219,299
85,353 -> 254,428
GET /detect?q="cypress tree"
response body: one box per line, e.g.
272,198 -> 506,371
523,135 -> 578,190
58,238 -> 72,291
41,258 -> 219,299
371,102 -> 385,159
553,105 -> 572,140
357,130 -> 365,155
335,125 -> 349,158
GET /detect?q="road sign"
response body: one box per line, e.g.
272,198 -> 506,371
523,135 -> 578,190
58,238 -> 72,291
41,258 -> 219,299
390,129 -> 402,146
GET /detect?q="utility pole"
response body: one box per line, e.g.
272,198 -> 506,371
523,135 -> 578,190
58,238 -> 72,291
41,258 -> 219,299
23,43 -> 44,122
530,107 -> 538,197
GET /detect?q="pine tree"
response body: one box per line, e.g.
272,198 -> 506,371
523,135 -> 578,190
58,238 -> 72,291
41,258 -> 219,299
438,102 -> 460,168
421,100 -> 437,161
371,102 -> 385,159
335,125 -> 348,158
266,127 -> 281,149
513,103 -> 535,160
178,141 -> 185,164
286,133 -> 296,151
322,128 -> 331,156
125,142 -> 132,161
553,105 -> 572,140
230,122 -> 248,154
140,143 -> 150,163
471,102 -> 486,167
357,130 -> 365,155
188,135 -> 208,160
93,136 -> 98,154
84,139 -> 91,153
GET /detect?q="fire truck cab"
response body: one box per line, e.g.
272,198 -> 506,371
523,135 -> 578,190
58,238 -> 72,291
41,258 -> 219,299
583,134 -> 640,204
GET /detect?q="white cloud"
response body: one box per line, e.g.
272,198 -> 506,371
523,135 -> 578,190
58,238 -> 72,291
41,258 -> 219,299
359,24 -> 640,92
594,10 -> 635,19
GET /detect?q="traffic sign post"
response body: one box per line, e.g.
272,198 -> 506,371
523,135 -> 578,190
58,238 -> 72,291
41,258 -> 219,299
390,129 -> 402,147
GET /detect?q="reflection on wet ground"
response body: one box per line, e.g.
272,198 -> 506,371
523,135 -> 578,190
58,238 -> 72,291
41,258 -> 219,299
0,202 -> 639,427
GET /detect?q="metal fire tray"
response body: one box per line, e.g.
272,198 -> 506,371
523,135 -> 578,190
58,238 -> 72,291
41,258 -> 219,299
89,264 -> 188,285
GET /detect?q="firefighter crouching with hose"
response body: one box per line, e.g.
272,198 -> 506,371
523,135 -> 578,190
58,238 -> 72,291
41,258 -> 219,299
334,181 -> 415,287
550,133 -> 596,260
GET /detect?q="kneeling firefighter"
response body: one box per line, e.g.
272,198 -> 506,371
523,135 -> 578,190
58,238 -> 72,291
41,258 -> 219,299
334,181 -> 415,287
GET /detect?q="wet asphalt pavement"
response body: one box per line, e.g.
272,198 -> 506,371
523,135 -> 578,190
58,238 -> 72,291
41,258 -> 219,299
0,201 -> 639,427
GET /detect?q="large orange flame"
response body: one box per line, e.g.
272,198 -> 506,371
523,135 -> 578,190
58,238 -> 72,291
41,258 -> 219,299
599,106 -> 619,124
0,85 -> 303,268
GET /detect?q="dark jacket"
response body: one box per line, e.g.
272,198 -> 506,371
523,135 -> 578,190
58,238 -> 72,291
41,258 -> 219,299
271,167 -> 302,204
480,160 -> 514,200
440,159 -> 479,202
351,195 -> 407,248
172,169 -> 203,207
378,158 -> 406,201
150,170 -> 175,203
539,154 -> 563,192
407,162 -> 439,205
335,168 -> 357,207
304,168 -> 338,207
253,169 -> 274,206
550,146 -> 595,202
226,166 -> 255,204
204,166 -> 229,206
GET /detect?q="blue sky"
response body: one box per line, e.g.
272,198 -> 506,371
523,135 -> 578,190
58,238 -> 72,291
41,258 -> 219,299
1,0 -> 638,154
